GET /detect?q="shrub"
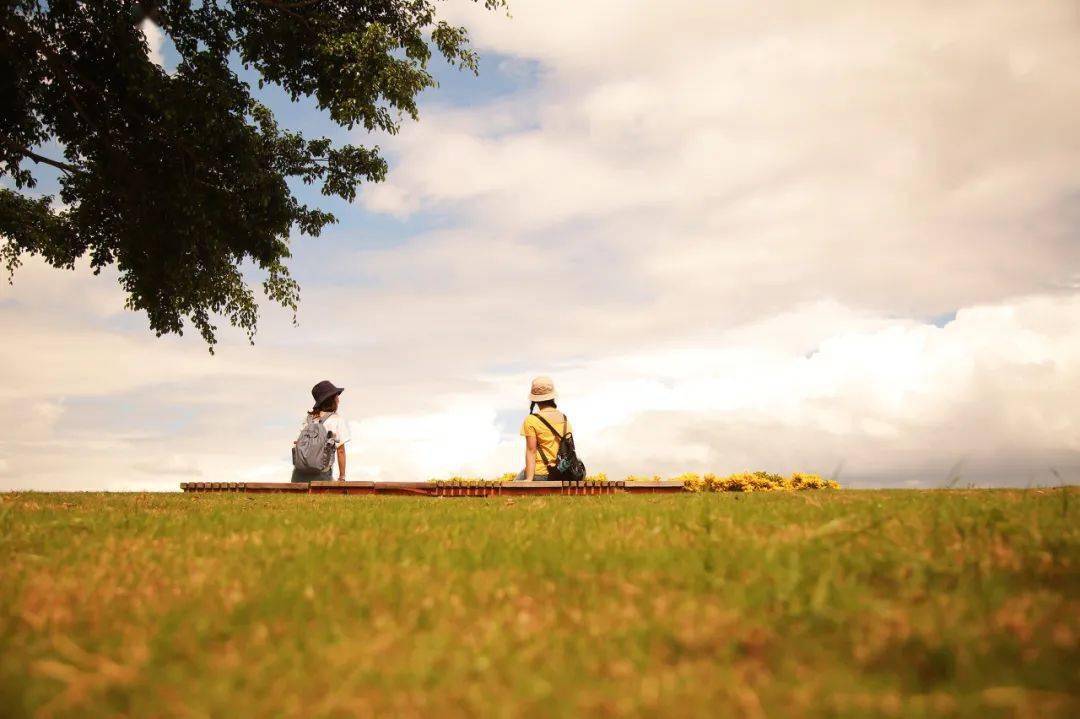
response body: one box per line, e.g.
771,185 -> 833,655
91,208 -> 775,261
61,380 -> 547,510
680,471 -> 840,492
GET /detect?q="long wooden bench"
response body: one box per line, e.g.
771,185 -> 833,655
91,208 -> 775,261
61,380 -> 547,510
179,481 -> 687,496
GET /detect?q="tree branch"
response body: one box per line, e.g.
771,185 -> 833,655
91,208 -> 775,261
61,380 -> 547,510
23,149 -> 79,174
4,143 -> 82,175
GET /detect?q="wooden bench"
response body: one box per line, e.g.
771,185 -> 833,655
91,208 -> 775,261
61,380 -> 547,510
180,480 -> 687,496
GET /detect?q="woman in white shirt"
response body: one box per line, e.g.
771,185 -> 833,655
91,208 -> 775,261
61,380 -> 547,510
291,380 -> 352,482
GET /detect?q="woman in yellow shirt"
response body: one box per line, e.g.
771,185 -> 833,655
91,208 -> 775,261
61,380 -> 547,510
516,376 -> 572,481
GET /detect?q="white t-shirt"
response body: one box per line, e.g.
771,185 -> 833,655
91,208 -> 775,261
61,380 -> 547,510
299,411 -> 351,472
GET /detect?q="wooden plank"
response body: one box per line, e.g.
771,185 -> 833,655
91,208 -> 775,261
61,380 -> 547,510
244,482 -> 310,493
309,480 -> 376,494
310,481 -> 346,494
178,479 -> 687,495
373,482 -> 436,496
428,482 -> 501,498
501,482 -> 567,496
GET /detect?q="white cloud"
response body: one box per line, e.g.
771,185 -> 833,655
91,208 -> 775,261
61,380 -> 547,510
140,19 -> 166,69
552,294 -> 1080,483
368,0 -> 1080,321
269,293 -> 1080,486
1,283 -> 1076,489
2,1 -> 1078,490
347,403 -> 505,480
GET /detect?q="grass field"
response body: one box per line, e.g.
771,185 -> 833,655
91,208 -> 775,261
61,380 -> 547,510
1,490 -> 1077,718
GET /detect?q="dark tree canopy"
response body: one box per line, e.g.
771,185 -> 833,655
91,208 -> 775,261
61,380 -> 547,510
0,0 -> 502,348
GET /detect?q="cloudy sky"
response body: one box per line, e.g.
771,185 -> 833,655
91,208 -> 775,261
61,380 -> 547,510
2,0 -> 1079,490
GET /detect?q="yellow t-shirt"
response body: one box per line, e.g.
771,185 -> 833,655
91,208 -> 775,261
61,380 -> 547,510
520,409 -> 572,473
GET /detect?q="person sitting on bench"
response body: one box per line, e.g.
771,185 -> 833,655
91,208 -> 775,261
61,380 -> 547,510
291,380 -> 351,482
515,376 -> 571,482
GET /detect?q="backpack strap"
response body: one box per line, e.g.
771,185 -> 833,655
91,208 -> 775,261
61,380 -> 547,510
532,413 -> 569,468
532,412 -> 567,441
308,412 -> 335,441
536,443 -> 553,469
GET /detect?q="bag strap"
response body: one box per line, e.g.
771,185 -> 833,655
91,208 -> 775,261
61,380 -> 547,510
532,412 -> 569,468
306,412 -> 333,431
532,412 -> 567,441
536,443 -> 553,468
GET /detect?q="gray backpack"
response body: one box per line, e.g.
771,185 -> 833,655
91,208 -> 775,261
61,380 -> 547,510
292,413 -> 337,474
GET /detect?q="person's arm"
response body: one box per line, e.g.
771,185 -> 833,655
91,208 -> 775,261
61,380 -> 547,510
524,435 -> 537,481
336,444 -> 346,481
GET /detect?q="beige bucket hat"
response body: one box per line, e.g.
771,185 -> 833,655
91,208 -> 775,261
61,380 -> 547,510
528,376 -> 557,402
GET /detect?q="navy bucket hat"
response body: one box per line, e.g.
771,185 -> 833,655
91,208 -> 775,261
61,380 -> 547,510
311,380 -> 345,407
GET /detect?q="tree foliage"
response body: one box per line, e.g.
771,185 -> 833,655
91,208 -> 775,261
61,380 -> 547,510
0,0 -> 502,348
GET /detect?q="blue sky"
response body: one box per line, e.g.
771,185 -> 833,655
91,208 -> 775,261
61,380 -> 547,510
2,0 -> 1079,490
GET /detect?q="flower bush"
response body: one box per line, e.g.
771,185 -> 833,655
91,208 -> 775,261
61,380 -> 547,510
678,471 -> 840,492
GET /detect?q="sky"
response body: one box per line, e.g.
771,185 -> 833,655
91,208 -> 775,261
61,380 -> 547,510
2,0 -> 1079,490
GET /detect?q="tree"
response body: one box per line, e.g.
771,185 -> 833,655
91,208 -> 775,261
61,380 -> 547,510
0,0 -> 503,349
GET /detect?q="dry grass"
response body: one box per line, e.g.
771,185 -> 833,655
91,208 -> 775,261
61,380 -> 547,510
0,489 -> 1077,717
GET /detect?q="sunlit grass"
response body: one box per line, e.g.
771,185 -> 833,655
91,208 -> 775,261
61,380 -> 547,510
1,489 -> 1076,717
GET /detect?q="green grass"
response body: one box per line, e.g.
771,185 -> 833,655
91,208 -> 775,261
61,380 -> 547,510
1,490 -> 1077,718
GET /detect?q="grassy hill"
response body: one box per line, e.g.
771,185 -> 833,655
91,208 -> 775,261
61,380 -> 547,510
1,490 -> 1076,717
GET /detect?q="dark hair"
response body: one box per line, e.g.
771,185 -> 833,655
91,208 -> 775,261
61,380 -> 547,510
529,399 -> 557,413
310,393 -> 340,416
